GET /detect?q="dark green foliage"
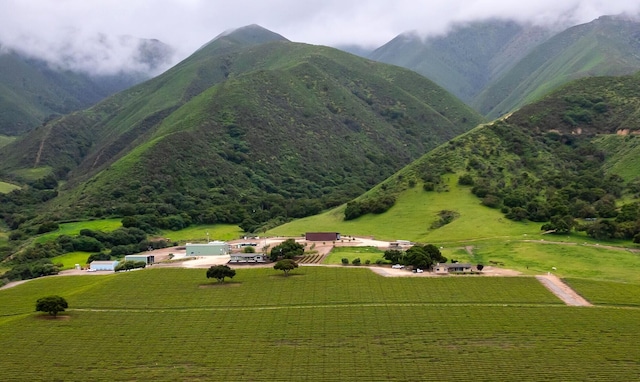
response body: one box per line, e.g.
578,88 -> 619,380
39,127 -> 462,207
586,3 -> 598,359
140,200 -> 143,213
86,252 -> 111,263
383,249 -> 403,264
114,261 -> 146,272
352,258 -> 361,265
35,295 -> 68,317
343,195 -> 396,220
269,239 -> 304,261
430,210 -> 460,229
242,246 -> 256,254
4,261 -> 59,281
541,215 -> 575,234
404,244 -> 447,269
341,258 -> 349,265
273,259 -> 298,276
458,174 -> 474,186
206,265 -> 236,283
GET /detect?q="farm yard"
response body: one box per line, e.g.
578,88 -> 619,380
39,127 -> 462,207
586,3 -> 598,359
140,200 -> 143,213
1,267 -> 639,381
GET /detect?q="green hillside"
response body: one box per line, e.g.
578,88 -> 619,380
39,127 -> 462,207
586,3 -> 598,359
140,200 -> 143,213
369,20 -> 552,103
473,16 -> 640,118
0,267 -> 639,380
0,39 -> 173,136
272,73 -> 640,281
0,25 -> 483,236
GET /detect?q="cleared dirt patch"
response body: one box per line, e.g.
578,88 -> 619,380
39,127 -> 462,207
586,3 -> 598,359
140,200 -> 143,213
536,274 -> 592,306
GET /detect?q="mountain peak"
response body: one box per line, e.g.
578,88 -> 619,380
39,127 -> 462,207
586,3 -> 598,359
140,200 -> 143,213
203,24 -> 288,49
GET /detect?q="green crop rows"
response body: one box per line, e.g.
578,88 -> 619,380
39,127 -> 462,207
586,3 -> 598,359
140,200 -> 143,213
565,278 -> 640,307
1,267 -> 639,381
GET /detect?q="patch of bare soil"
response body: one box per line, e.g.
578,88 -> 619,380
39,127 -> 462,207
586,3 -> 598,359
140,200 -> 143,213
535,274 -> 592,306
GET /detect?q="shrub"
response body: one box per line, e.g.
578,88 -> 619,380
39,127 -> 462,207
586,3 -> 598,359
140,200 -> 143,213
352,258 -> 361,265
341,258 -> 349,265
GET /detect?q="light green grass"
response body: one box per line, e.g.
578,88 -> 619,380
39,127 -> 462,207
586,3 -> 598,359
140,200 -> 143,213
50,252 -> 92,269
34,219 -> 122,243
323,246 -> 385,264
159,224 -> 243,243
471,240 -> 640,282
0,268 -> 638,381
10,166 -> 52,181
0,134 -> 16,148
269,178 -> 540,242
0,181 -> 20,194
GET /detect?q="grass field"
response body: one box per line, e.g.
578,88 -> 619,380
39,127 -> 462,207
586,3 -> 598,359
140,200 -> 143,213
564,278 -> 640,307
159,224 -> 243,243
0,181 -> 20,194
0,267 -> 639,381
50,251 -> 92,269
34,219 -> 123,244
323,246 -> 385,264
0,134 -> 16,148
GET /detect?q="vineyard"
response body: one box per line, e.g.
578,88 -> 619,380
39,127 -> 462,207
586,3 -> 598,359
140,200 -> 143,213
0,267 -> 639,381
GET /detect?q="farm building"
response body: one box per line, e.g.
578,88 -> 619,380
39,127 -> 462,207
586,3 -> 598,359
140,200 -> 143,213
186,241 -> 230,256
229,253 -> 267,263
305,232 -> 340,241
434,263 -> 474,275
89,260 -> 119,271
124,254 -> 155,264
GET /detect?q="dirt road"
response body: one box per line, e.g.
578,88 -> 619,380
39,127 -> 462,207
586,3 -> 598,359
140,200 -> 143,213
536,274 -> 592,306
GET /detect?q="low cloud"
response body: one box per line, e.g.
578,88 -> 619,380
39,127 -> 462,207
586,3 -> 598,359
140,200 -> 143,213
1,0 -> 639,75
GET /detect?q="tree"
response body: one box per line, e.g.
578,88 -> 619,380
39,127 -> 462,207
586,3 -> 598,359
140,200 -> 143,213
404,244 -> 447,270
269,239 -> 304,261
206,265 -> 236,283
273,259 -> 298,276
383,249 -> 403,264
242,246 -> 256,253
35,295 -> 68,317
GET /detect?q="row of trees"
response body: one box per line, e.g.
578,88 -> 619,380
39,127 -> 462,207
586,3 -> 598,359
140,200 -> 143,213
206,259 -> 299,283
384,244 -> 447,269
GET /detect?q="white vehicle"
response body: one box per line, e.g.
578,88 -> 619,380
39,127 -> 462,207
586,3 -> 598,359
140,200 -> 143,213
416,268 -> 424,273
391,264 -> 404,269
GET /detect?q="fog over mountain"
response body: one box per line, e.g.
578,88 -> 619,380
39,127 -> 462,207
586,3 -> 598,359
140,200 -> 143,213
1,1 -> 640,76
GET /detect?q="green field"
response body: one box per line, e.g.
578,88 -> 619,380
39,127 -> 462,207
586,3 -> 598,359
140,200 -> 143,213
34,219 -> 123,243
0,181 -> 20,194
564,278 -> 640,307
50,251 -> 92,269
0,267 -> 639,381
323,246 -> 385,264
159,224 -> 243,243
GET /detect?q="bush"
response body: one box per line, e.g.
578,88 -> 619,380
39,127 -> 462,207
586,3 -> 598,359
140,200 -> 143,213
352,258 -> 361,265
365,259 -> 371,265
341,258 -> 349,265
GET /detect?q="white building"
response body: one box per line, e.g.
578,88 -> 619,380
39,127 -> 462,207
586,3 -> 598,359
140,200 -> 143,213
89,260 -> 119,271
185,241 -> 230,256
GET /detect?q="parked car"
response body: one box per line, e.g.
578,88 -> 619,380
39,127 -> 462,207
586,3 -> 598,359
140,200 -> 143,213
416,268 -> 424,273
391,264 -> 404,269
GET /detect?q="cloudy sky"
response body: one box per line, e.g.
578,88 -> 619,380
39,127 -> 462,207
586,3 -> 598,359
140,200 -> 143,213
1,0 -> 639,74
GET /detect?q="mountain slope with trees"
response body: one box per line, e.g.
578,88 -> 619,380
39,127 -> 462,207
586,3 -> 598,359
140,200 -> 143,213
0,38 -> 174,136
0,25 -> 483,237
328,72 -> 640,242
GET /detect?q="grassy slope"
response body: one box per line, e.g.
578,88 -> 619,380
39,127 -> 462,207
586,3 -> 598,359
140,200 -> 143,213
594,135 -> 640,182
33,219 -> 122,244
473,17 -> 640,118
271,177 -> 640,282
0,268 -> 638,381
0,181 -> 20,194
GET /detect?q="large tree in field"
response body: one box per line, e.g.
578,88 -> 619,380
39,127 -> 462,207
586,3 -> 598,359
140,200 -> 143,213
404,244 -> 447,270
206,265 -> 236,283
35,295 -> 68,317
274,259 -> 298,276
269,239 -> 304,261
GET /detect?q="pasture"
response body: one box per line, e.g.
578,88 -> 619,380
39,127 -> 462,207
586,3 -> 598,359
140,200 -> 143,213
159,224 -> 243,243
34,218 -> 123,244
51,251 -> 92,269
0,267 -> 639,381
0,181 -> 20,194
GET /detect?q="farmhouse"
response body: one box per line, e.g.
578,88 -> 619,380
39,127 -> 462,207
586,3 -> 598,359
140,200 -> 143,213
89,260 -> 119,271
305,232 -> 340,241
124,254 -> 155,264
186,241 -> 230,256
229,253 -> 267,263
433,263 -> 474,275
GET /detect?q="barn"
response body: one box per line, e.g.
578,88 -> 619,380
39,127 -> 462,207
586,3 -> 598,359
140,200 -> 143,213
89,260 -> 119,271
185,241 -> 230,256
305,232 -> 340,241
124,254 -> 155,264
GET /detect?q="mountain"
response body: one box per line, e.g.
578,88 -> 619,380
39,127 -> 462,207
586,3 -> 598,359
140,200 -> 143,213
0,37 -> 174,136
473,16 -> 640,118
0,24 -> 483,233
320,72 -> 640,243
368,19 -> 554,104
370,16 -> 640,120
